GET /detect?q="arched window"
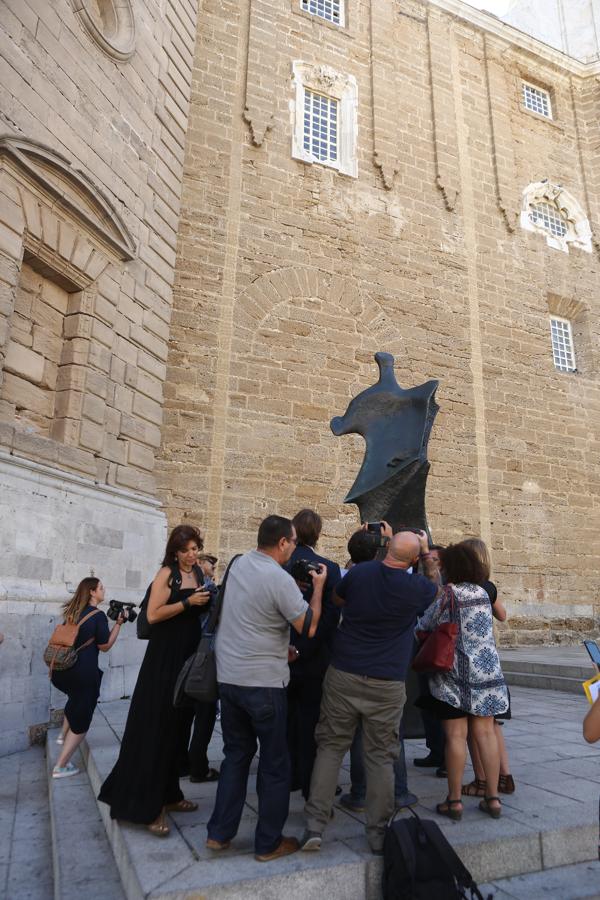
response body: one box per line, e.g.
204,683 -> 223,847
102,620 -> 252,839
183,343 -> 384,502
520,181 -> 592,254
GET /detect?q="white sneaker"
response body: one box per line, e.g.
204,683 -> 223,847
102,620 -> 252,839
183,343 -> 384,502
52,763 -> 79,779
56,736 -> 64,745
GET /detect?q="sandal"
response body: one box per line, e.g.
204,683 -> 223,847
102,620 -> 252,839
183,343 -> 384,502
479,796 -> 502,819
148,815 -> 170,837
461,778 -> 486,797
190,768 -> 219,783
436,797 -> 463,821
498,774 -> 515,794
166,799 -> 198,813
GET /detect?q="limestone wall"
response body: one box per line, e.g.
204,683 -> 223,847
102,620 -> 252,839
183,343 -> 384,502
0,0 -> 198,752
161,0 -> 600,644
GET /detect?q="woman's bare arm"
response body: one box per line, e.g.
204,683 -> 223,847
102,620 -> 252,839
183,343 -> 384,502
147,567 -> 210,624
583,695 -> 600,743
98,617 -> 123,652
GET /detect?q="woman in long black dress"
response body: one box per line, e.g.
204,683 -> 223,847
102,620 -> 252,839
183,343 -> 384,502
98,524 -> 210,836
52,577 -> 123,777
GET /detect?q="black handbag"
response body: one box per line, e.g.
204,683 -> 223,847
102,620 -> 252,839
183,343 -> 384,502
173,554 -> 241,707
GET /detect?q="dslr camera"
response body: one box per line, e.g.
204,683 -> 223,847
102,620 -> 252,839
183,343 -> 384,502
107,600 -> 138,623
290,558 -> 321,583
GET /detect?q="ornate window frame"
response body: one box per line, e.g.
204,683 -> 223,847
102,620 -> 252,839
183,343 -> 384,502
290,61 -> 358,178
520,181 -> 592,254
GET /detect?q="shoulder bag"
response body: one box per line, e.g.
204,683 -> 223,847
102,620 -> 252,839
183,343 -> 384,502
173,554 -> 241,707
43,609 -> 101,676
412,585 -> 458,674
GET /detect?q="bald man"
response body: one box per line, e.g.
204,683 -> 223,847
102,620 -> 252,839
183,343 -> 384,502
302,528 -> 441,855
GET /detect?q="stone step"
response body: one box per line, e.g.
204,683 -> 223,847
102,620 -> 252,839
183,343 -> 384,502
79,696 -> 600,899
499,648 -> 596,694
46,727 -> 126,900
503,671 -> 587,694
480,860 -> 600,899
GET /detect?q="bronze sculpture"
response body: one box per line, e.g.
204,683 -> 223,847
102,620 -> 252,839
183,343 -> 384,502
331,352 -> 439,536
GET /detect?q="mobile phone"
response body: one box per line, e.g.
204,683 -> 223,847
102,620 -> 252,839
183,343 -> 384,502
583,640 -> 600,670
366,522 -> 382,534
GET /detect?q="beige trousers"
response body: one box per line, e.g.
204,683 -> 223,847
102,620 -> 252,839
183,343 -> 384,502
304,666 -> 406,851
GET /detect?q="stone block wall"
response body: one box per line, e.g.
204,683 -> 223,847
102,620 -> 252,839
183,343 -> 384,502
160,0 -> 600,643
0,0 -> 198,752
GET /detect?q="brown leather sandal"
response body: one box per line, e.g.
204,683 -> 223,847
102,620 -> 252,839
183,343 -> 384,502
166,799 -> 198,812
498,774 -> 515,794
461,778 -> 486,797
436,797 -> 463,821
479,796 -> 502,819
148,814 -> 170,837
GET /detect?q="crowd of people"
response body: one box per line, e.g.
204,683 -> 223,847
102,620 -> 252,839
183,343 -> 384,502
50,511 -> 520,859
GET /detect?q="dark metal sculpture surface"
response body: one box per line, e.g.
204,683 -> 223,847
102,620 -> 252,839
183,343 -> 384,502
331,352 -> 439,535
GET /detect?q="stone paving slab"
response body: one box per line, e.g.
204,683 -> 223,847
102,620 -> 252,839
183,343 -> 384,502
46,729 -> 125,900
480,860 -> 600,899
81,685 -> 600,898
500,646 -> 599,693
1,745 -> 53,900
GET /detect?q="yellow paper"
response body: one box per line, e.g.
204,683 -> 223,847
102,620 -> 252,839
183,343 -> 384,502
582,673 -> 600,705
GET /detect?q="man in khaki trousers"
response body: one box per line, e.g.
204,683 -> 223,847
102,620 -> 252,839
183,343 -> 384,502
302,530 -> 440,854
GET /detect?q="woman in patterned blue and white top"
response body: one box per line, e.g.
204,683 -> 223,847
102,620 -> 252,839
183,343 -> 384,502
416,541 -> 508,822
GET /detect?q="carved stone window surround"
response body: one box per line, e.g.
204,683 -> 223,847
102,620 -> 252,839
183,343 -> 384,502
520,181 -> 592,254
290,61 -> 358,178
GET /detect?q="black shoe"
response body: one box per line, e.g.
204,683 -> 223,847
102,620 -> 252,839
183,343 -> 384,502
414,754 -> 443,768
335,785 -> 342,795
435,766 -> 447,778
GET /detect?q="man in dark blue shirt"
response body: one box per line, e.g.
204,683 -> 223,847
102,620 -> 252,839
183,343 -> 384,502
302,529 -> 440,854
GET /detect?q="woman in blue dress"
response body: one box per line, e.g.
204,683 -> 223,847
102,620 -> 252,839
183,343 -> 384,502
52,577 -> 123,778
416,541 -> 508,821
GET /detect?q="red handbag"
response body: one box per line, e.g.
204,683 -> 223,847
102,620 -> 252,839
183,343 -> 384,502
412,586 -> 458,674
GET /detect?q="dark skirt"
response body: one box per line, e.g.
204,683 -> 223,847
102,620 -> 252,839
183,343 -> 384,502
416,694 -> 468,720
52,667 -> 103,734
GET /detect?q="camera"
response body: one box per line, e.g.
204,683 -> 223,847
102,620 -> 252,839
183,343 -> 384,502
366,522 -> 383,534
107,600 -> 138,623
290,559 -> 320,582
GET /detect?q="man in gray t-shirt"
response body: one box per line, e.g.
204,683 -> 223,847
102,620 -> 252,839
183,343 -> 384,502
215,549 -> 307,687
207,515 -> 326,863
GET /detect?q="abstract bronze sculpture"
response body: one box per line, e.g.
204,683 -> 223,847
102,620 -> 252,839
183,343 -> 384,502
331,352 -> 439,536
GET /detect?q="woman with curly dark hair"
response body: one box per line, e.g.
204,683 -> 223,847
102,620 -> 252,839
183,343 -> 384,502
99,524 -> 211,836
416,540 -> 508,822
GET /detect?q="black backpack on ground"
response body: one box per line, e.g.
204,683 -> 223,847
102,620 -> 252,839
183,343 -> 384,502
382,807 -> 491,900
136,564 -> 204,639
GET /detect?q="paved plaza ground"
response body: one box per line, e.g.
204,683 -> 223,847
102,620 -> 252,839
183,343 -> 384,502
3,683 -> 600,898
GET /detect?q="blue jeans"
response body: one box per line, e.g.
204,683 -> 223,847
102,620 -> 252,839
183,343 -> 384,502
349,726 -> 408,800
207,684 -> 290,854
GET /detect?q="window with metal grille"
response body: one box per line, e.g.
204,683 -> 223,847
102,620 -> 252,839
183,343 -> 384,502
303,89 -> 338,164
550,317 -> 576,373
301,0 -> 342,25
530,201 -> 567,238
522,82 -> 552,119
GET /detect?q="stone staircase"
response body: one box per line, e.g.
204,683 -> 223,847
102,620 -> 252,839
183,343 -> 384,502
500,646 -> 597,694
44,678 -> 600,899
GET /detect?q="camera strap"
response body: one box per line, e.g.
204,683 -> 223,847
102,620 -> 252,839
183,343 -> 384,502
301,606 -> 313,637
203,554 -> 242,637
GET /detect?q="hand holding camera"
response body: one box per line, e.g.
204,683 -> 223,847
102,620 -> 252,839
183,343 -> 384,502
107,600 -> 137,624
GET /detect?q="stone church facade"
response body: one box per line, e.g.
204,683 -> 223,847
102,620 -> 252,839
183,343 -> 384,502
0,0 -> 599,753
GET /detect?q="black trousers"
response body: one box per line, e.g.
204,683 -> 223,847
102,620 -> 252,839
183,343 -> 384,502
179,700 -> 218,778
287,676 -> 323,800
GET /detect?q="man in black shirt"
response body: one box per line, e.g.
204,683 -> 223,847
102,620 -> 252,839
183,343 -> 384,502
302,530 -> 440,855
